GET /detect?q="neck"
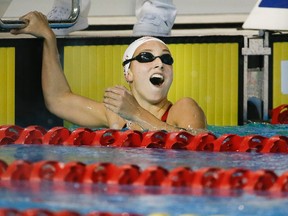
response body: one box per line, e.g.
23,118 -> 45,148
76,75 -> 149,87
137,98 -> 171,118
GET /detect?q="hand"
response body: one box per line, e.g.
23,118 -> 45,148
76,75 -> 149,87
10,11 -> 53,39
103,85 -> 141,121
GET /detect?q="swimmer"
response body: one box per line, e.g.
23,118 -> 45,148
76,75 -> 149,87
10,11 -> 207,135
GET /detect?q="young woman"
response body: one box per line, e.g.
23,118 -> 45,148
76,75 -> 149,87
11,11 -> 207,135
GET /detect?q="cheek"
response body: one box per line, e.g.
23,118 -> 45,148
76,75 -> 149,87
166,66 -> 174,81
169,74 -> 173,85
130,64 -> 150,79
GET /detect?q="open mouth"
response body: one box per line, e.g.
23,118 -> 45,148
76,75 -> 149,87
150,74 -> 164,86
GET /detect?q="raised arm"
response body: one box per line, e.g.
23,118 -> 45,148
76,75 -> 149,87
11,12 -> 108,128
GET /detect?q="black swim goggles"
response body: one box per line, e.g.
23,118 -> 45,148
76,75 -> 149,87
122,52 -> 174,67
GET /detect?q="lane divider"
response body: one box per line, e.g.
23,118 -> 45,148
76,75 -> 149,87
0,125 -> 287,153
0,208 -> 141,216
0,159 -> 287,195
0,209 -> 216,216
271,104 -> 288,124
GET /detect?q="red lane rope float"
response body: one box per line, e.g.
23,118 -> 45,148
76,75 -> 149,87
0,125 -> 23,144
164,131 -> 194,149
0,208 -> 142,216
238,135 -> 268,152
1,159 -> 288,195
271,104 -> 288,124
1,160 -> 32,181
141,131 -> 167,148
30,160 -> 62,181
161,167 -> 193,187
212,134 -> 243,152
91,129 -> 142,147
42,127 -> 71,145
63,128 -> 94,146
84,163 -> 119,184
0,125 -> 288,153
187,132 -> 217,151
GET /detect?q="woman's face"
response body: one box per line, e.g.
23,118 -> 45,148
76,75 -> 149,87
127,40 -> 174,104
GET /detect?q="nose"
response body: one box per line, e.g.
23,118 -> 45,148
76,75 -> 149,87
153,56 -> 164,69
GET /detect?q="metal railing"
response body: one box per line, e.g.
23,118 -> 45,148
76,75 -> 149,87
0,0 -> 80,29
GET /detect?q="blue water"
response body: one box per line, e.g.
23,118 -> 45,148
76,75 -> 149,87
208,122 -> 288,137
1,123 -> 288,215
1,181 -> 288,216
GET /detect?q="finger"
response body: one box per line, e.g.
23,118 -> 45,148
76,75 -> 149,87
19,11 -> 33,20
10,25 -> 29,35
106,86 -> 132,98
36,11 -> 49,22
104,90 -> 120,101
116,85 -> 132,96
103,95 -> 119,108
115,85 -> 132,94
104,88 -> 123,100
10,14 -> 31,35
105,86 -> 122,94
106,85 -> 128,92
10,24 -> 29,35
10,29 -> 21,35
115,85 -> 127,90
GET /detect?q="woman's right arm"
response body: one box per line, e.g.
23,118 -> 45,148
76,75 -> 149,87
11,12 -> 108,128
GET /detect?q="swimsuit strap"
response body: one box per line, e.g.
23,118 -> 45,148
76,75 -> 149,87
161,104 -> 172,122
122,104 -> 173,128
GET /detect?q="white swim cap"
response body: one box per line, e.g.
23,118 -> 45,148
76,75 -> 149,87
122,36 -> 167,77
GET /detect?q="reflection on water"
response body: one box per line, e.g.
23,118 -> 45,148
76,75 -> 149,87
1,179 -> 288,216
0,182 -> 288,216
0,145 -> 288,175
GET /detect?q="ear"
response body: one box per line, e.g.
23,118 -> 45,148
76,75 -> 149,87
125,68 -> 133,83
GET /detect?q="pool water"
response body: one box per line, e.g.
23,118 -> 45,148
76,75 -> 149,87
0,123 -> 288,215
208,122 -> 288,137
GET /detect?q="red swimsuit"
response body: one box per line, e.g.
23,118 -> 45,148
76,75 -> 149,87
122,104 -> 172,128
160,104 -> 172,122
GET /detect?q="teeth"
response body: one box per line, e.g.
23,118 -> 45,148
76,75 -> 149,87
151,74 -> 164,79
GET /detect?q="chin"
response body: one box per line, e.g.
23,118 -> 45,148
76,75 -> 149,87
146,93 -> 167,104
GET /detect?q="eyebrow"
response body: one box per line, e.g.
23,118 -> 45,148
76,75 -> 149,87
138,48 -> 171,54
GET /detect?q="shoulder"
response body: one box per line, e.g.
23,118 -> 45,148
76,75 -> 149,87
172,97 -> 201,110
167,97 -> 206,128
170,97 -> 204,117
